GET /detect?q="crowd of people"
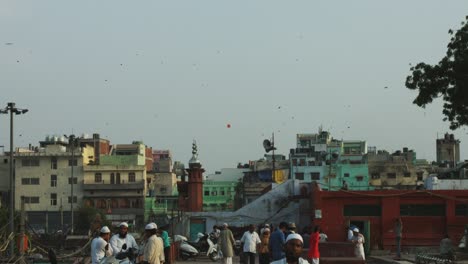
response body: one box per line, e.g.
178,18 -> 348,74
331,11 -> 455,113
90,222 -> 171,264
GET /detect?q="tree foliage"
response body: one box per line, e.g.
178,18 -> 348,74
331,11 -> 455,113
406,16 -> 468,129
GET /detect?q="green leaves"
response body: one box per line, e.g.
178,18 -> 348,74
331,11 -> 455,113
406,16 -> 468,130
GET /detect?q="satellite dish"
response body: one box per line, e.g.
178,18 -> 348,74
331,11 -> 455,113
263,139 -> 277,153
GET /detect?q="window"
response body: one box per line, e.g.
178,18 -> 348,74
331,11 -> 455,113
68,177 -> 78,184
94,173 -> 102,183
356,176 -> 364,182
51,157 -> 57,170
344,173 -> 350,177
295,172 -> 304,180
51,175 -> 57,187
21,159 -> 39,167
3,159 -> 7,164
128,173 -> 136,183
417,172 -> 424,181
204,191 -> 210,196
221,191 -> 225,196
211,191 -> 218,196
22,178 -> 39,185
310,172 -> 320,180
68,159 -> 78,166
400,204 -> 445,216
50,193 -> 57,206
403,172 -> 411,178
24,197 -> 40,204
292,159 -> 297,166
299,159 -> 306,166
160,187 -> 167,193
68,196 -> 78,203
371,173 -> 380,179
456,204 -> 468,216
387,173 -> 396,179
344,205 -> 381,216
308,161 -> 316,166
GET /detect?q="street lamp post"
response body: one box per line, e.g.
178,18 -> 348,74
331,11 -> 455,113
0,102 -> 28,256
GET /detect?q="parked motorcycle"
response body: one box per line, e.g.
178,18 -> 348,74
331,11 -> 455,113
191,232 -> 219,261
175,235 -> 200,261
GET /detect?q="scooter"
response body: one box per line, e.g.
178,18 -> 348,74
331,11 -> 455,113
191,233 -> 219,261
175,235 -> 199,261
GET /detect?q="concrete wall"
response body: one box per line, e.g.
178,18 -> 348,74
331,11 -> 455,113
152,172 -> 178,196
188,180 -> 300,230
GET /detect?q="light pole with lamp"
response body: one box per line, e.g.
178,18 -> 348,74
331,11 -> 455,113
0,102 -> 28,256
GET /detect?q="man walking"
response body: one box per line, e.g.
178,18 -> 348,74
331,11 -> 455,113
219,223 -> 235,264
241,224 -> 261,264
308,226 -> 320,264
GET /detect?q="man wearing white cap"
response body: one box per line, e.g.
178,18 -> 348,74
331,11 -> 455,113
350,228 -> 365,260
110,222 -> 138,258
271,234 -> 309,264
91,226 -> 113,264
142,223 -> 165,264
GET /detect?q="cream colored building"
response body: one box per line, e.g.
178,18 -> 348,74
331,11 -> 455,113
82,143 -> 147,228
13,136 -> 95,233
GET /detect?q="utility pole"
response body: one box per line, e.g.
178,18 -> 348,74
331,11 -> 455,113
19,196 -> 25,257
0,102 -> 28,257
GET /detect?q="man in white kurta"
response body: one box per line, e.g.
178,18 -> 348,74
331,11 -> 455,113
91,226 -> 113,264
143,223 -> 165,264
110,222 -> 138,257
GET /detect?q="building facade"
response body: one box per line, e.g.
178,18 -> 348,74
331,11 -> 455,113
13,136 -> 95,233
82,142 -> 147,228
436,133 -> 461,168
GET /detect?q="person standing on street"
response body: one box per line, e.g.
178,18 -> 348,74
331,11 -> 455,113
308,226 -> 320,264
394,218 -> 403,260
241,224 -> 261,264
109,222 -> 138,258
142,223 -> 165,264
350,228 -> 365,260
258,228 -> 270,264
271,234 -> 310,264
270,222 -> 287,261
159,226 -> 171,264
91,226 -> 113,264
219,223 -> 235,264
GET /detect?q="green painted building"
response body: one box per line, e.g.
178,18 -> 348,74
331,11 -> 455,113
202,181 -> 237,211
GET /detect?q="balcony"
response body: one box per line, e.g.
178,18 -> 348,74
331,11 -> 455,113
83,180 -> 145,190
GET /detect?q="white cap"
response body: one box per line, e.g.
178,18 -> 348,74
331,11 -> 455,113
145,222 -> 157,230
353,228 -> 359,232
262,228 -> 270,234
119,222 -> 129,228
264,224 -> 270,227
100,226 -> 111,233
286,233 -> 303,244
223,223 -> 228,227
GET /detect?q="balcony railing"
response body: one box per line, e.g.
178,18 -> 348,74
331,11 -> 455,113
83,180 -> 145,190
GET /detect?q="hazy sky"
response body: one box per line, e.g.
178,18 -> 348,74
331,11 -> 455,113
1,1 -> 468,173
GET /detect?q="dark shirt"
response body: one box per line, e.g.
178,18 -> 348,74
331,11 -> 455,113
269,229 -> 285,261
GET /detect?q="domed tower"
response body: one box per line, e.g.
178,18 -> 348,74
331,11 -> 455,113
186,141 -> 204,212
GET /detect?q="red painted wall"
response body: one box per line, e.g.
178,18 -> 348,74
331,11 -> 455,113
186,164 -> 204,212
311,187 -> 468,250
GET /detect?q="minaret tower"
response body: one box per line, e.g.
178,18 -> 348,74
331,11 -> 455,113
186,141 -> 204,212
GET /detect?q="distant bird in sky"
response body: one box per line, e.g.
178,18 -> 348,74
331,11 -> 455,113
384,86 -> 388,89
5,43 -> 13,45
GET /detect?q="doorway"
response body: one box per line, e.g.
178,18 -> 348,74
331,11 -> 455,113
350,220 -> 370,255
